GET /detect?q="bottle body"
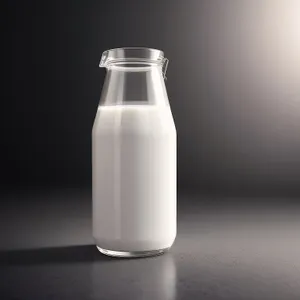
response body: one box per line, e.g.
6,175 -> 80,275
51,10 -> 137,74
92,48 -> 176,257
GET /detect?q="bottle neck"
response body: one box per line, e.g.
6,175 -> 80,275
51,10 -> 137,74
99,65 -> 169,106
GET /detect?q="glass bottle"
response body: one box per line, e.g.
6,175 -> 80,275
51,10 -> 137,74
92,47 -> 176,257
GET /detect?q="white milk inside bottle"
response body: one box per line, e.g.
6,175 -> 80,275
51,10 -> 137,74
92,48 -> 176,257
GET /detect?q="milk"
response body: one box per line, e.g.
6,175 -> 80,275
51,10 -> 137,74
92,104 -> 176,252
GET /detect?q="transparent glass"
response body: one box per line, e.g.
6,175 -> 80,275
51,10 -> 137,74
99,47 -> 169,106
92,47 -> 176,258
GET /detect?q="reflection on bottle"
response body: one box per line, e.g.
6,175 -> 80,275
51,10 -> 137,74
91,254 -> 176,300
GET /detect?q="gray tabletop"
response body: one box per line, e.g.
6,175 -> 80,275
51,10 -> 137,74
1,189 -> 300,300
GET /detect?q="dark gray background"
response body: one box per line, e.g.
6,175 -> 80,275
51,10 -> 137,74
5,0 -> 300,197
2,1 -> 300,299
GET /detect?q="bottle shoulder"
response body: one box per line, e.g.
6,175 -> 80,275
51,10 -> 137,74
92,105 -> 176,135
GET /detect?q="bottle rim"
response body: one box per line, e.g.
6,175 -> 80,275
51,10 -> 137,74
100,47 -> 165,67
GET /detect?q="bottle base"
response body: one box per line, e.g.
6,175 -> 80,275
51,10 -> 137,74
96,246 -> 170,258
